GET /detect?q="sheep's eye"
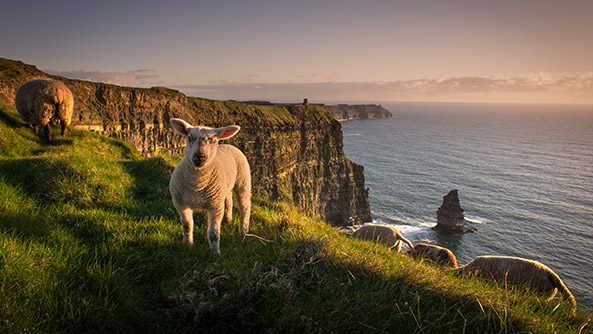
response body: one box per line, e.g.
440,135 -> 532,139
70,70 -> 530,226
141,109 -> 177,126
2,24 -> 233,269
187,135 -> 196,143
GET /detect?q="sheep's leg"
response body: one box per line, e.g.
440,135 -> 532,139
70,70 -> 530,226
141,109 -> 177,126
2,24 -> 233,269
398,235 -> 415,252
45,124 -> 52,142
31,125 -> 38,134
60,120 -> 67,136
222,193 -> 233,225
236,191 -> 251,235
207,206 -> 224,256
178,207 -> 194,245
389,240 -> 402,252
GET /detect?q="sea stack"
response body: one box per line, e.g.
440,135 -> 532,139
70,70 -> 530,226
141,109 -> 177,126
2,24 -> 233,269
433,189 -> 475,234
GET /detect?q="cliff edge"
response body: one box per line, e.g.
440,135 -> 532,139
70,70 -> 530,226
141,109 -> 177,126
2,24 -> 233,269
0,58 -> 371,225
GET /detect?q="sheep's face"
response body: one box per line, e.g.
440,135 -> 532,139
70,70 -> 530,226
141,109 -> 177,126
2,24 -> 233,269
185,128 -> 220,167
170,118 -> 240,168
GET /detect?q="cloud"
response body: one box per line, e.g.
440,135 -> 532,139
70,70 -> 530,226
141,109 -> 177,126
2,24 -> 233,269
43,69 -> 593,104
378,73 -> 593,102
44,69 -> 161,87
173,72 -> 593,104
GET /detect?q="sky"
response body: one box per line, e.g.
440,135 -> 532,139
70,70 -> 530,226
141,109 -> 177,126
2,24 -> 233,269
2,0 -> 593,104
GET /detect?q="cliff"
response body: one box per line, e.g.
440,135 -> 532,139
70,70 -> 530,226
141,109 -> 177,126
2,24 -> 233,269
0,58 -> 371,225
325,104 -> 392,121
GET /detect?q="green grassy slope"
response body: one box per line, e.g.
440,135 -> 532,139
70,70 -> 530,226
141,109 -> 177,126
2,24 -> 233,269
0,103 -> 590,333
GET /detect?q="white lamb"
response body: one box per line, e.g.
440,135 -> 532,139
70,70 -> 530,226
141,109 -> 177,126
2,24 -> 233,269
169,118 -> 251,255
14,79 -> 74,142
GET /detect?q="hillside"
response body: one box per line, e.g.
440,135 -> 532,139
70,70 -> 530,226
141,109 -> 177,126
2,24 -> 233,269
0,58 -> 370,226
0,103 -> 590,333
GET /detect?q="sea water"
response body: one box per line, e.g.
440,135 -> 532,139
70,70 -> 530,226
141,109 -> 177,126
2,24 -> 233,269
340,102 -> 593,310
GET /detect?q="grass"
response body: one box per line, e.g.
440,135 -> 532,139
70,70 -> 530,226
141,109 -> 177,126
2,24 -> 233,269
0,102 -> 591,333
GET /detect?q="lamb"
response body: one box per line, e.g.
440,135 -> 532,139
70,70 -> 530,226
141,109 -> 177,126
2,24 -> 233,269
454,256 -> 577,313
407,243 -> 458,268
169,118 -> 251,255
14,79 -> 74,142
352,224 -> 414,252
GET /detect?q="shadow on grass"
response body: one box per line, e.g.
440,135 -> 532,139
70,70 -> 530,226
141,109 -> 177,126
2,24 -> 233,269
109,138 -> 139,160
0,157 -> 59,201
0,210 -> 50,239
116,156 -> 177,217
0,107 -> 42,146
0,105 -> 24,128
153,234 -> 549,333
120,157 -> 174,202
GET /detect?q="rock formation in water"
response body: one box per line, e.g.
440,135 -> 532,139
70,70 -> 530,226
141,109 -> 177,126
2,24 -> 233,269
0,58 -> 371,226
433,189 -> 476,234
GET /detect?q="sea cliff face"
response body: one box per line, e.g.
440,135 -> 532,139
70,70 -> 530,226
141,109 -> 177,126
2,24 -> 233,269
326,104 -> 392,121
0,58 -> 371,225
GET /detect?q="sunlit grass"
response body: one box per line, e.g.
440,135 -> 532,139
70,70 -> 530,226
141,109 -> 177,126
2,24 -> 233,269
1,103 -> 591,333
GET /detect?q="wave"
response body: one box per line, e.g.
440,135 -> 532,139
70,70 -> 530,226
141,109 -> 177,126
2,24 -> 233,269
464,216 -> 487,224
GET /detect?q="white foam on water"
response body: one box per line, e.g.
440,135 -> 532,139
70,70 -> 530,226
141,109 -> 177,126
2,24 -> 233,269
464,216 -> 487,224
372,218 -> 434,241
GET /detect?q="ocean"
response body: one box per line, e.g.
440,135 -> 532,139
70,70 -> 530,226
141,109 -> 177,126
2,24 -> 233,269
340,102 -> 593,310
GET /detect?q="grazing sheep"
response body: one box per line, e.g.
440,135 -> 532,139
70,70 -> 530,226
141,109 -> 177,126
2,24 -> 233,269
14,79 -> 74,142
352,224 -> 414,252
407,243 -> 458,268
455,256 -> 577,313
169,118 -> 251,255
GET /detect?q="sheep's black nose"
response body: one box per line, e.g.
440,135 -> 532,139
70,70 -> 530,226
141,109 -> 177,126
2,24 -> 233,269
192,154 -> 204,167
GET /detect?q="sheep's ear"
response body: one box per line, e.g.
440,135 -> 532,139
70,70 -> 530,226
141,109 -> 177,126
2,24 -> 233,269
216,125 -> 240,140
170,118 -> 193,137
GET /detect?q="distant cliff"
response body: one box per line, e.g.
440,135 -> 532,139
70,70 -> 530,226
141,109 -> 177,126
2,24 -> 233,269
242,101 -> 392,121
326,104 -> 392,121
0,58 -> 371,225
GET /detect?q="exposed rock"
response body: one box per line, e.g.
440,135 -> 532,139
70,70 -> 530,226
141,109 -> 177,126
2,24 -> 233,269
433,189 -> 476,234
0,58 -> 371,226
